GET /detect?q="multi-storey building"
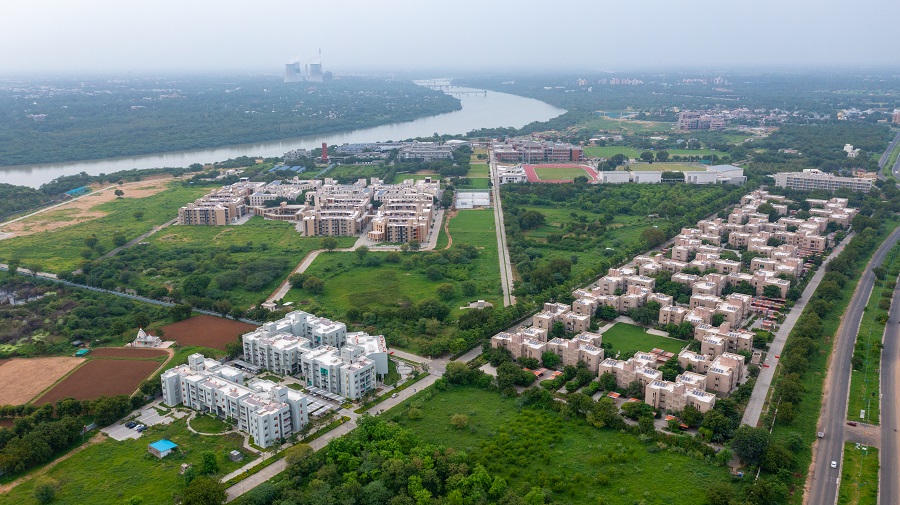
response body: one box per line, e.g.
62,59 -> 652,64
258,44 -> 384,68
773,169 -> 872,193
161,353 -> 310,448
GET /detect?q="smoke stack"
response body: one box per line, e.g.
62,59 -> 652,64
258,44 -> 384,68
321,143 -> 328,162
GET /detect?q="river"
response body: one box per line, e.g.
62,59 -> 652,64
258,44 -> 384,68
1,85 -> 565,188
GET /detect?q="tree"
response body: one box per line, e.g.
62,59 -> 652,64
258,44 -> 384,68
599,372 -> 617,391
284,443 -> 313,467
730,425 -> 770,466
425,266 -> 443,281
641,227 -> 666,247
303,276 -> 325,294
114,189 -> 124,197
183,274 -> 211,297
640,151 -> 655,163
518,210 -> 546,230
321,237 -> 338,251
655,150 -> 669,162
199,450 -> 219,475
541,351 -> 561,369
170,304 -> 193,321
181,476 -> 226,505
84,235 -> 99,249
706,483 -> 736,505
213,299 -> 232,317
711,313 -> 726,327
133,211 -> 144,220
450,414 -> 469,429
408,240 -> 421,251
595,304 -> 618,321
6,258 -> 20,276
436,283 -> 455,301
461,280 -> 477,296
112,232 -> 128,247
33,479 -> 57,504
355,246 -> 369,264
680,405 -> 704,428
763,284 -> 783,299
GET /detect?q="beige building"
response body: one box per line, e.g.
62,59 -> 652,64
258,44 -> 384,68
773,169 -> 872,193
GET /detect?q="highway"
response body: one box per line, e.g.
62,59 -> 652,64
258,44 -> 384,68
880,272 -> 900,505
808,225 -> 900,505
878,130 -> 900,173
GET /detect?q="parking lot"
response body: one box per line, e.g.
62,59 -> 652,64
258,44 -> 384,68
101,402 -> 181,441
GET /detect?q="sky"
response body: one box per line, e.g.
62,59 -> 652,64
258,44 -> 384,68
2,0 -> 899,75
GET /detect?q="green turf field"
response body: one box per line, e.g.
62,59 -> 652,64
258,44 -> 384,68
601,323 -> 686,355
533,166 -> 591,181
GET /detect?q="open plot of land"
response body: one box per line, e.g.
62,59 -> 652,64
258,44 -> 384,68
160,315 -> 256,350
524,164 -> 598,183
88,348 -> 169,359
391,386 -> 731,504
0,357 -> 84,405
0,183 -> 209,273
34,359 -> 160,405
0,418 -> 245,505
602,323 -> 686,355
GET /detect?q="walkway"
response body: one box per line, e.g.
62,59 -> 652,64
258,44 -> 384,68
741,233 -> 853,427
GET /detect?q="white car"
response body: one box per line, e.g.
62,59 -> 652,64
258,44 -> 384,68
391,393 -> 398,398
831,461 -> 837,469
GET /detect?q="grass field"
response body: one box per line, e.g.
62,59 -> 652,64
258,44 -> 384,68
0,418 -> 245,505
582,116 -> 673,134
533,166 -> 592,181
457,177 -> 490,189
583,145 -> 723,160
626,162 -> 708,172
0,183 -> 208,272
188,414 -> 232,434
466,164 -> 490,178
390,386 -> 732,504
284,209 -> 501,321
838,443 -> 878,505
602,323 -> 687,355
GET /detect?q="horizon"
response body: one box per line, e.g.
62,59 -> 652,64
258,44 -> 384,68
2,0 -> 899,74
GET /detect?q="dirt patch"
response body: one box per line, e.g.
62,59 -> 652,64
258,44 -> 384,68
34,359 -> 160,405
161,315 -> 256,350
443,210 -> 457,250
0,357 -> 84,405
0,419 -> 13,427
0,177 -> 173,237
89,347 -> 169,358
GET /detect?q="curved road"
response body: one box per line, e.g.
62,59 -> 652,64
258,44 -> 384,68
808,225 -> 900,505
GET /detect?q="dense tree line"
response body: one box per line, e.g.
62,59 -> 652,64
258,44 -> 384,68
0,183 -> 54,219
0,394 -> 134,475
0,77 -> 461,167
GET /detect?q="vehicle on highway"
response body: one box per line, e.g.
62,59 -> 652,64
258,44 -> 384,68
831,461 -> 837,469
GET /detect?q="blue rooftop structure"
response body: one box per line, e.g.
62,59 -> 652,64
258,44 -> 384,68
148,439 -> 178,458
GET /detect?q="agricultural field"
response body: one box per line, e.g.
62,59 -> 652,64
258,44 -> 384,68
601,323 -> 687,355
391,386 -> 732,504
0,182 -> 208,273
0,418 -> 245,505
160,315 -> 256,350
34,357 -> 162,405
0,357 -> 84,405
88,348 -> 169,359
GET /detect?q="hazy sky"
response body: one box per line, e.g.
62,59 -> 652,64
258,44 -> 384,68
2,0 -> 898,75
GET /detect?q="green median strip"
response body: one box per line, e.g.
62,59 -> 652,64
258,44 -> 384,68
837,442 -> 878,505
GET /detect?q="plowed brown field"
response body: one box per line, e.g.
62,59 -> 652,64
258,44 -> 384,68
89,348 -> 168,358
34,359 -> 160,405
161,315 -> 256,350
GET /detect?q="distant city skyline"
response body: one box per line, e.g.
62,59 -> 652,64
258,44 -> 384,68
1,0 -> 899,75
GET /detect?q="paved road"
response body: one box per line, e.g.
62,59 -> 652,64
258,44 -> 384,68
489,151 -> 515,306
808,225 -> 900,505
741,234 -> 853,427
878,131 -> 900,175
880,272 -> 900,505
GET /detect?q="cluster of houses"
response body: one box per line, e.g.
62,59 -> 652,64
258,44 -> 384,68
161,310 -> 389,447
177,176 -> 440,243
490,190 -> 857,414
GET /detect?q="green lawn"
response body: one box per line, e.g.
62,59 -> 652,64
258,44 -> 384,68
284,210 -> 501,318
188,414 -> 232,434
0,183 -> 208,272
466,164 -> 490,178
627,162 -> 708,172
0,418 -> 245,505
533,166 -> 591,181
582,116 -> 673,134
838,443 -> 878,505
583,146 -> 642,159
457,177 -> 491,189
602,323 -> 687,355
390,386 -> 732,504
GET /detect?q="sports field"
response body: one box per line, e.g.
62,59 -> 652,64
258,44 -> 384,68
523,164 -> 598,183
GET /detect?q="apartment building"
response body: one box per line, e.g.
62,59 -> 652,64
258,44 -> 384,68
241,310 -> 388,400
773,169 -> 872,193
367,178 -> 438,243
177,181 -> 262,225
248,179 -> 322,207
645,379 -> 717,413
497,165 -> 528,184
490,329 -> 604,372
677,111 -> 726,131
398,144 -> 454,162
161,353 -> 310,448
598,357 -> 663,389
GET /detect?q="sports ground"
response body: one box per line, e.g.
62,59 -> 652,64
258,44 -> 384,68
523,164 -> 599,183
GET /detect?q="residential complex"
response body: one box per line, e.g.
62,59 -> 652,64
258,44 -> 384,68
367,177 -> 440,243
772,169 -> 872,193
496,164 -> 528,184
491,327 -> 606,374
677,111 -> 726,131
240,310 -> 389,400
161,353 -> 311,448
177,180 -> 261,225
